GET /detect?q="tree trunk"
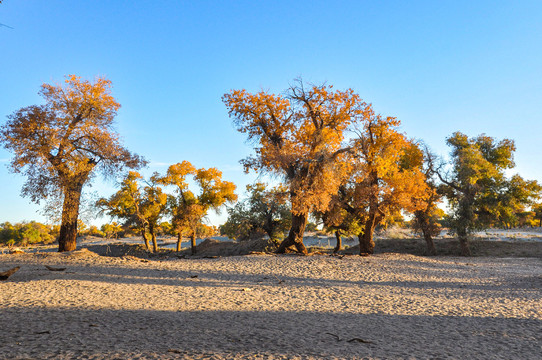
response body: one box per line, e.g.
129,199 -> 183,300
422,229 -> 436,256
276,212 -> 308,254
58,182 -> 84,252
457,228 -> 471,256
417,211 -> 436,255
149,223 -> 158,253
176,232 -> 182,252
141,229 -> 150,251
333,230 -> 342,253
359,214 -> 377,255
190,231 -> 197,255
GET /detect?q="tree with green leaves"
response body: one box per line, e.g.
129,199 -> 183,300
222,183 -> 291,241
491,174 -> 542,229
160,161 -> 237,254
314,187 -> 363,253
439,132 -> 540,256
1,75 -> 144,251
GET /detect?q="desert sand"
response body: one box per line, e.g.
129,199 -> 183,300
0,246 -> 541,359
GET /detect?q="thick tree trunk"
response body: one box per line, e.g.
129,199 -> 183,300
141,229 -> 150,251
422,229 -> 437,256
190,231 -> 197,255
359,171 -> 379,256
149,223 -> 158,253
359,214 -> 377,255
333,230 -> 342,253
457,228 -> 471,256
176,232 -> 182,252
417,211 -> 437,255
58,182 -> 84,252
276,212 -> 308,254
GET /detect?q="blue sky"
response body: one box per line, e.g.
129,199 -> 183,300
1,0 -> 541,226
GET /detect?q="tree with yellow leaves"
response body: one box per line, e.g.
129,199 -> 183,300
97,171 -> 168,252
161,161 -> 237,254
1,75 -> 144,252
347,113 -> 428,254
223,80 -> 366,254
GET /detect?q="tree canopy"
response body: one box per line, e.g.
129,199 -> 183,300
340,114 -> 428,254
223,80 -> 366,253
161,161 -> 237,254
439,132 -> 540,255
1,75 -> 145,251
221,183 -> 291,241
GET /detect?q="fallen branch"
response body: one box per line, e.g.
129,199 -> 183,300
326,332 -> 341,341
325,332 -> 375,345
0,266 -> 20,280
45,265 -> 66,272
347,337 -> 375,344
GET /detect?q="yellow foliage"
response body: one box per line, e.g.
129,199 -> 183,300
223,80 -> 365,215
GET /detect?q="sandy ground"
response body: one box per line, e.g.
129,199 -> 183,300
0,248 -> 541,360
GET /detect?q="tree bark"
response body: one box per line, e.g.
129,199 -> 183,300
359,170 -> 379,255
457,228 -> 471,256
58,182 -> 84,252
422,229 -> 437,256
190,231 -> 197,255
276,212 -> 308,254
457,229 -> 472,256
333,230 -> 342,253
417,211 -> 436,255
176,232 -> 182,252
141,229 -> 150,251
149,223 -> 158,253
359,214 -> 377,255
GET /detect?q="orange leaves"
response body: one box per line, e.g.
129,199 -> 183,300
1,75 -> 143,205
346,109 -> 430,224
224,80 -> 368,215
160,161 -> 237,233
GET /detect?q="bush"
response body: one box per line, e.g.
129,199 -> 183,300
0,221 -> 55,246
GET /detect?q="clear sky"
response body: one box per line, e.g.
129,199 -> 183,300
1,0 -> 541,226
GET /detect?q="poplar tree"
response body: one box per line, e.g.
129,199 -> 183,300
1,75 -> 144,251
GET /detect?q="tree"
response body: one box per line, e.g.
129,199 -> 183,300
161,161 -> 237,254
438,132 -> 540,255
0,221 -> 54,247
221,183 -> 291,241
411,146 -> 444,255
315,188 -> 363,253
1,75 -> 144,252
346,114 -> 428,254
490,175 -> 541,229
97,171 -> 168,252
97,171 -> 149,248
101,222 -> 122,239
533,204 -> 542,227
140,173 -> 169,251
223,80 -> 365,254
